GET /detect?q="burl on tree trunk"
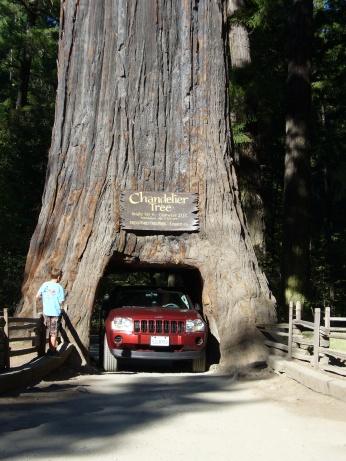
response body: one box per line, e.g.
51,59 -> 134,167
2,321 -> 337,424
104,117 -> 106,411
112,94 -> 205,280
20,0 -> 276,369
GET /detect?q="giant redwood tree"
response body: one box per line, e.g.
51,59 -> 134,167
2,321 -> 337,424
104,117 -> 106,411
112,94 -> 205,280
19,0 -> 276,369
283,0 -> 312,306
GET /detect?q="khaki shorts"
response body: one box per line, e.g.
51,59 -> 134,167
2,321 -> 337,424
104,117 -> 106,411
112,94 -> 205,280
44,315 -> 60,335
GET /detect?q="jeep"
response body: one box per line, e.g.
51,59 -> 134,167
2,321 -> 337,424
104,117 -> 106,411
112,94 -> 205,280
102,287 -> 207,372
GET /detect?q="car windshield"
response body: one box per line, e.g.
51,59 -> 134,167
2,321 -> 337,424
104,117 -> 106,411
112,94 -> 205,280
112,290 -> 193,309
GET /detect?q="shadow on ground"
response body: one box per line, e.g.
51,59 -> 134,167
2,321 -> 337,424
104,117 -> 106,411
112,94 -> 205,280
0,366 -> 273,460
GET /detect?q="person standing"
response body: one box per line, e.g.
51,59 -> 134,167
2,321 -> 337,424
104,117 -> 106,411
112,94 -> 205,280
36,268 -> 65,355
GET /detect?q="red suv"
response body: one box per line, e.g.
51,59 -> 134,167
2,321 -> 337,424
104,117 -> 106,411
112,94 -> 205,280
102,287 -> 207,372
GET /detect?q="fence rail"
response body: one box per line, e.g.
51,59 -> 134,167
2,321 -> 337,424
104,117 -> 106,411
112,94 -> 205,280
0,308 -> 46,371
258,303 -> 346,378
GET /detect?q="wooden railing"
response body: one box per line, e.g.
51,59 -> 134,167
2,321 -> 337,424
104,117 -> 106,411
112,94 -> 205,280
0,308 -> 46,371
258,302 -> 346,377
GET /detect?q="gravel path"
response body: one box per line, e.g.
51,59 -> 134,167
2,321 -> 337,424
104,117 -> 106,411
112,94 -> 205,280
0,367 -> 345,461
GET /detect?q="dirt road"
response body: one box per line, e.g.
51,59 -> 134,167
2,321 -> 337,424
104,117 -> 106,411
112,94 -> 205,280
0,367 -> 345,461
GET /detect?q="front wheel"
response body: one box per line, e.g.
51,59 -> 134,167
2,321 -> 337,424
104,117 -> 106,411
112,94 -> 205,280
192,350 -> 206,373
103,334 -> 119,372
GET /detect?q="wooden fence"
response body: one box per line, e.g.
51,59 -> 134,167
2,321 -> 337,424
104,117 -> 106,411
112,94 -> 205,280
0,308 -> 46,371
258,303 -> 346,377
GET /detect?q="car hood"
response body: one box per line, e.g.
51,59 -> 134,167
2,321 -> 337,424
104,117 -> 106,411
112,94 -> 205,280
107,306 -> 202,320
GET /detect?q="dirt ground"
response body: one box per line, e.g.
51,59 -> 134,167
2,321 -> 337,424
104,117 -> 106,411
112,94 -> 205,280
243,367 -> 346,422
1,365 -> 346,461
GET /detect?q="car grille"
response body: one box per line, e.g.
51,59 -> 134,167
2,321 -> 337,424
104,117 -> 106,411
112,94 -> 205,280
133,320 -> 185,334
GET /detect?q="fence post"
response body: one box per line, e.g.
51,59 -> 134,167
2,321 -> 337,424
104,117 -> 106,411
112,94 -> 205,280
295,300 -> 302,321
288,302 -> 293,359
4,308 -> 9,337
0,309 -> 10,370
324,306 -> 330,331
4,308 -> 9,368
0,316 -> 5,371
37,315 -> 46,357
312,308 -> 321,367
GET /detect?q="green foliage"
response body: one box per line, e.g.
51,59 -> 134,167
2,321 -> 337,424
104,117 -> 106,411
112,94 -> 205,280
232,122 -> 252,145
0,0 -> 59,309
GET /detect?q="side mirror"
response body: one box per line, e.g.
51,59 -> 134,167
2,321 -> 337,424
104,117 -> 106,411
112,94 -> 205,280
194,303 -> 201,312
103,293 -> 110,301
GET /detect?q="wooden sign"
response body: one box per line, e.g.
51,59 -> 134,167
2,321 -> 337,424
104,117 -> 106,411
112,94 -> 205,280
120,191 -> 199,232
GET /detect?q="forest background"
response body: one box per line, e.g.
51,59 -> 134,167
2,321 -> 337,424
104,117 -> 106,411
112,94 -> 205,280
0,0 -> 345,317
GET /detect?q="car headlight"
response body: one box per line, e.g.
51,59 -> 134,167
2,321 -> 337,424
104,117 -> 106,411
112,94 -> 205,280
111,317 -> 133,332
186,319 -> 205,333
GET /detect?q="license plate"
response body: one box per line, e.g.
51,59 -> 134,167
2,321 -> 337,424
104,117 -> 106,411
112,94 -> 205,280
150,336 -> 169,346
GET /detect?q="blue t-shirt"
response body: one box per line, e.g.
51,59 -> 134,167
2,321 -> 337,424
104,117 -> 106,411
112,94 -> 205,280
37,281 -> 65,316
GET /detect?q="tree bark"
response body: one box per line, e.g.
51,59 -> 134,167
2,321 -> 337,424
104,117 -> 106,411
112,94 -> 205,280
19,0 -> 276,369
283,0 -> 312,306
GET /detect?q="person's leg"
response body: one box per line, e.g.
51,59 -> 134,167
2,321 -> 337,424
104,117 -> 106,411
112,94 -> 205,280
49,334 -> 57,350
48,317 -> 59,352
43,315 -> 50,353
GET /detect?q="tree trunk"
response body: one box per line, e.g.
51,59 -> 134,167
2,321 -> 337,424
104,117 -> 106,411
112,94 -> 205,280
227,0 -> 266,258
283,0 -> 312,306
227,0 -> 251,68
16,52 -> 32,109
16,2 -> 38,109
19,0 -> 276,369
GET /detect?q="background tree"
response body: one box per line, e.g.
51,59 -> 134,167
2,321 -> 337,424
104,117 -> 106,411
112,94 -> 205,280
229,0 -> 346,315
0,0 -> 59,308
311,0 -> 346,313
227,0 -> 267,262
282,0 -> 313,307
228,0 -> 288,306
